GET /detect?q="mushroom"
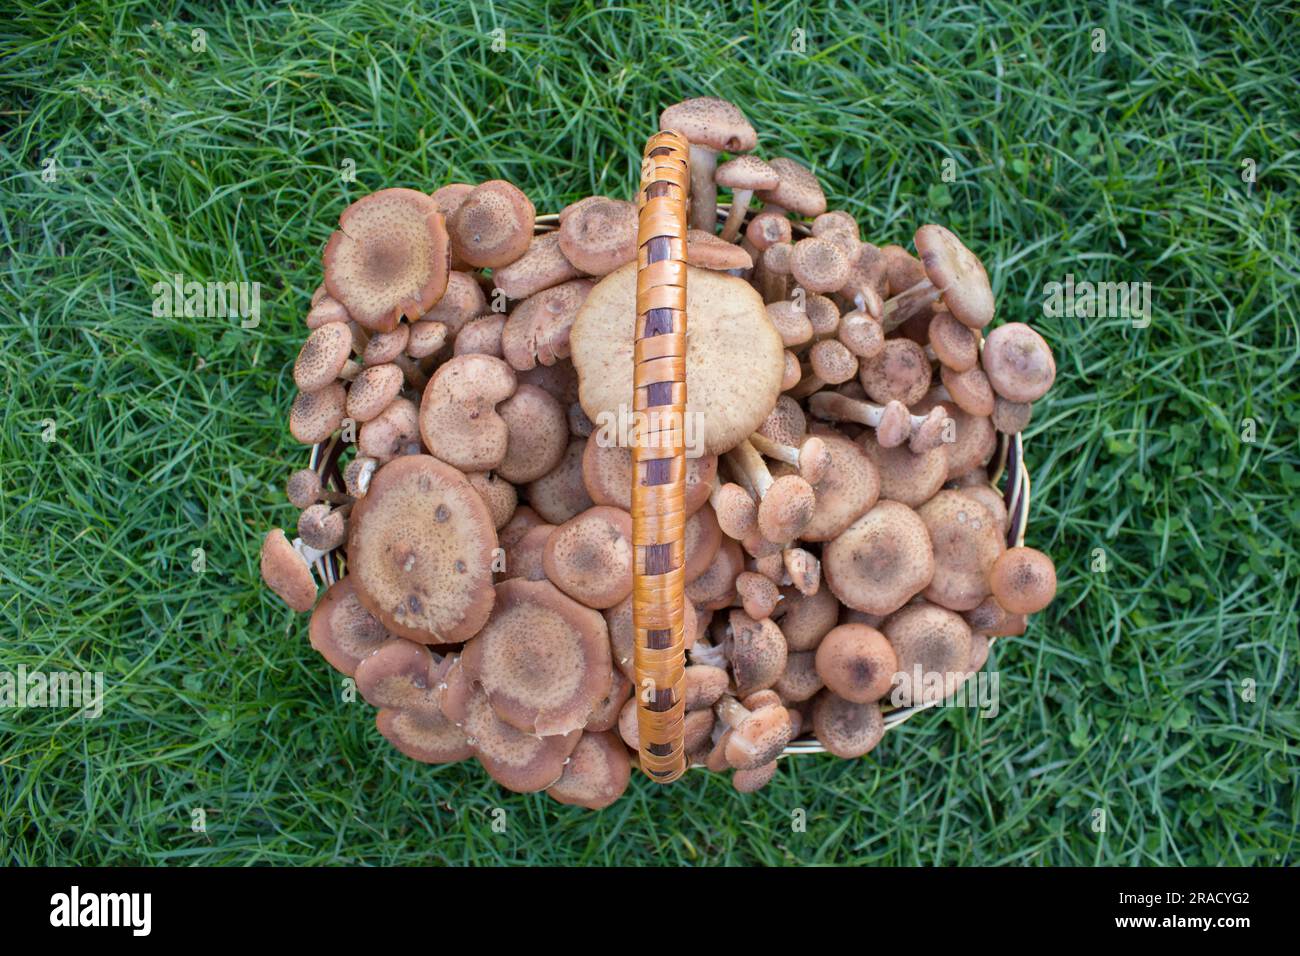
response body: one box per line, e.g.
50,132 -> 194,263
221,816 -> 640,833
709,479 -> 757,540
308,576 -> 395,676
448,180 -> 534,269
773,581 -> 839,652
558,197 -> 638,275
743,210 -> 792,260
684,536 -> 745,611
787,339 -> 859,399
757,241 -> 794,302
858,338 -> 932,407
354,640 -> 472,764
686,229 -> 754,271
774,651 -> 824,702
586,666 -> 633,733
347,455 -> 497,643
809,390 -> 946,454
791,236 -> 850,294
882,224 -> 994,331
929,311 -> 979,372
683,504 -> 723,584
570,263 -> 785,456
963,596 -> 1027,637
684,664 -> 730,711
496,383 -> 568,484
766,301 -> 814,349
460,577 -> 611,736
940,363 -> 996,417
732,762 -> 779,793
736,570 -> 780,619
992,396 -> 1033,434
714,693 -> 793,769
981,323 -> 1056,402
285,468 -> 349,509
547,731 -> 631,810
346,364 -> 405,422
259,528 -> 317,612
342,455 -> 378,499
322,188 -> 450,333
725,609 -> 788,697
746,432 -> 831,484
988,547 -> 1057,614
814,623 -> 898,703
755,157 -> 827,219
797,430 -> 880,542
430,182 -> 474,216
501,279 -> 594,372
465,471 -> 518,531
418,353 -> 517,472
420,271 -> 486,336
715,155 -> 780,242
526,438 -> 594,524
494,232 -> 586,300
811,692 -> 884,758
305,293 -> 349,328
915,391 -> 998,481
726,439 -> 816,544
659,97 -> 757,233
294,322 -> 354,392
823,500 -> 934,616
498,520 -> 554,584
297,501 -> 350,551
452,314 -> 505,358
289,382 -> 346,444
583,438 -> 716,515
918,490 -> 1005,611
783,546 -> 820,596
357,396 -> 420,462
882,601 -> 973,706
542,505 -> 634,609
857,430 -> 948,507
837,309 -> 886,360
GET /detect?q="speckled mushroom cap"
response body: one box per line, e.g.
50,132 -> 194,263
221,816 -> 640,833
542,505 -> 634,609
465,471 -> 518,531
430,182 -> 474,216
460,577 -> 611,736
814,623 -> 898,703
354,640 -> 473,764
442,677 -> 582,793
766,301 -> 814,348
858,430 -> 948,507
346,364 -> 404,422
746,211 -> 792,250
757,474 -> 817,544
420,271 -> 486,336
756,158 -> 827,217
322,188 -> 450,333
799,430 -> 880,542
915,390 -> 998,481
308,578 -> 393,673
558,197 -> 638,275
989,546 -> 1057,614
718,695 -> 792,769
940,364 -> 995,417
295,322 -> 353,392
918,490 -> 1005,611
683,504 -> 723,584
448,180 -> 535,269
496,384 -> 568,484
792,237 -> 849,293
812,692 -> 884,758
913,224 -> 995,330
570,263 -> 784,456
716,154 -> 779,191
259,528 -> 317,612
982,322 -> 1056,403
348,455 -> 497,643
547,731 -> 631,809
686,230 -> 753,270
882,601 -> 973,707
824,500 -> 935,616
289,382 -> 346,444
929,312 -> 979,372
500,279 -> 594,373
757,395 -> 807,447
418,353 -> 517,472
406,318 -> 450,358
727,610 -> 788,697
777,583 -> 839,652
809,338 -> 858,385
838,310 -> 885,359
659,96 -> 758,153
859,338 -> 932,406
494,232 -> 585,300
526,437 -> 594,524
684,535 -> 745,611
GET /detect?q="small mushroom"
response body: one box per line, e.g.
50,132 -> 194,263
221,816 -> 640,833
837,309 -> 886,359
714,693 -> 793,769
809,391 -> 946,453
686,229 -> 753,271
929,312 -> 979,372
755,157 -> 827,219
918,490 -> 1005,611
259,528 -> 317,612
342,455 -> 378,498
783,547 -> 820,596
684,536 -> 745,611
814,623 -> 898,703
915,391 -> 998,481
982,322 -> 1056,403
357,396 -> 420,462
963,596 -> 1027,637
736,570 -> 780,619
497,383 -> 568,484
542,505 -> 634,609
726,439 -> 816,544
418,353 -> 517,472
882,224 -> 994,331
988,547 -> 1057,614
773,581 -> 839,652
501,279 -> 594,372
558,197 -> 638,275
812,692 -> 884,758
346,364 -> 405,422
289,382 -> 346,444
766,301 -> 814,348
715,155 -> 779,242
294,322 -> 354,392
547,731 -> 631,810
791,236 -> 850,294
322,188 -> 450,333
709,479 -> 758,540
586,666 -> 633,733
420,271 -> 486,336
857,430 -> 948,507
774,651 -> 824,703
297,502 -> 350,551
726,609 -> 788,697
747,433 -> 831,484
526,438 -> 594,524
992,396 -> 1033,434
448,180 -> 535,269
660,97 -> 758,233
285,468 -> 349,509
940,364 -> 996,417
823,500 -> 934,616
758,241 -> 794,303
498,520 -> 554,584
494,232 -> 586,300
430,182 -> 474,216
732,761 -> 779,793
355,640 -> 472,764
684,664 -> 730,711
787,338 -> 859,399
883,601 -> 973,706
308,576 -> 395,676
797,430 -> 880,542
465,471 -> 518,531
858,338 -> 932,407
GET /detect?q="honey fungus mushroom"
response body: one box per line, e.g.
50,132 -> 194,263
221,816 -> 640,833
660,96 -> 757,233
542,505 -> 634,609
322,188 -> 450,333
824,500 -> 934,616
259,528 -> 317,612
918,490 -> 1006,612
347,455 -> 497,643
448,180 -> 535,269
982,322 -> 1057,403
558,197 -> 638,275
812,693 -> 885,758
354,640 -> 471,764
547,731 -> 631,810
460,578 -> 612,736
882,224 -> 994,331
814,623 -> 898,703
309,576 -> 395,676
501,279 -> 594,372
989,546 -> 1058,614
418,353 -> 517,472
883,601 -> 974,706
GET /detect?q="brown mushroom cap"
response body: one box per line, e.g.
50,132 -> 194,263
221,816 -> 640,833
982,322 -> 1056,403
838,310 -> 885,359
758,394 -> 807,447
363,324 -> 410,366
792,236 -> 849,293
929,312 -> 979,372
913,224 -> 995,330
285,468 -> 325,509
812,692 -> 884,758
767,301 -> 814,348
685,535 -> 745,611
558,197 -> 638,275
526,437 -> 594,524
547,731 -> 631,810
815,623 -> 898,703
736,570 -> 780,619
357,396 -> 420,462
992,396 -> 1033,434
757,474 -> 817,543
448,180 -> 535,269
297,503 -> 347,551
684,504 -> 723,583
686,229 -> 753,271
571,263 -> 784,456
542,505 -> 634,609
418,353 -> 517,472
918,490 -> 1005,611
858,338 -> 932,406
963,595 -> 1027,637
718,696 -> 792,769
346,363 -> 405,422
289,381 -> 346,444
420,271 -> 485,336
322,188 -> 449,333
808,338 -> 858,385
799,431 -> 880,542
348,455 -> 497,643
660,96 -> 758,153
498,521 -> 553,584
883,601 -> 973,706
496,383 -> 568,484
824,500 -> 935,616
989,546 -> 1057,614
940,364 -> 995,417
746,211 -> 793,250
955,482 -> 1009,537
776,582 -> 839,651
685,664 -> 731,711
306,293 -> 349,328
259,528 -> 317,612
501,279 -> 594,372
465,471 -> 518,531
774,651 -> 825,702
712,481 -> 757,540
586,666 -> 632,733
756,158 -> 827,217
728,610 -> 788,697
494,231 -> 585,300
517,359 -> 582,407
430,182 -> 474,216
716,154 -> 779,191
354,641 -> 472,764
460,578 -> 611,736
295,322 -> 353,392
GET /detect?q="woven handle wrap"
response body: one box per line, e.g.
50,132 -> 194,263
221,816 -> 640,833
631,129 -> 691,783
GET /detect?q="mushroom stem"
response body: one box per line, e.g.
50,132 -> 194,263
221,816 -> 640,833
747,433 -> 830,485
718,188 -> 754,242
688,144 -> 720,232
783,547 -> 820,596
726,439 -> 775,498
809,392 -> 947,453
785,367 -> 827,400
881,277 -> 940,331
714,694 -> 752,730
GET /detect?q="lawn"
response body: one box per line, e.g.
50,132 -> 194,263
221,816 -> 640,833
1,0 -> 1296,866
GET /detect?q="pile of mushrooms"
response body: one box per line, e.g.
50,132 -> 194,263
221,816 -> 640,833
260,97 -> 1060,807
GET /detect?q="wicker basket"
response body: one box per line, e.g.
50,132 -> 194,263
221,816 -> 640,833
307,133 -> 1032,780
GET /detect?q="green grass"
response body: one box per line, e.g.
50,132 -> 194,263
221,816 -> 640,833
2,0 -> 1297,866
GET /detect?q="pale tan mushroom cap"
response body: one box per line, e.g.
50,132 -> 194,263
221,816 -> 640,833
982,322 -> 1056,402
859,338 -> 932,406
684,535 -> 744,611
799,431 -> 880,542
792,237 -> 849,293
777,582 -> 839,652
430,182 -> 473,216
914,224 -> 994,330
809,338 -> 858,384
547,730 -> 631,809
357,396 -> 419,462
992,396 -> 1033,434
494,231 -> 585,300
929,312 -> 979,372
941,364 -> 995,417
558,197 -> 638,275
824,500 -> 935,616
501,279 -> 594,372
420,271 -> 485,336
758,474 -> 816,543
858,430 -> 948,507
259,528 -> 317,612
686,230 -> 753,271
721,699 -> 792,769
497,384 -> 568,484
757,394 -> 807,447
346,363 -> 404,422
418,353 -> 517,472
465,471 -> 518,531
571,263 -> 784,456
526,437 -> 594,525
348,455 -> 498,643
542,505 -> 634,609
323,188 -> 450,333
746,211 -> 792,250
716,154 -> 779,190
295,322 -> 353,392
918,490 -> 1005,612
883,601 -> 973,706
728,610 -> 788,697
767,302 -> 814,347
461,577 -> 611,736
756,158 -> 827,217
812,693 -> 884,758
660,97 -> 758,153
915,391 -> 998,481
449,180 -> 535,269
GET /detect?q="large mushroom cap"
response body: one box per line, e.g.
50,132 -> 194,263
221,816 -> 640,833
558,197 -> 638,275
882,601 -> 973,706
542,505 -> 634,609
570,263 -> 784,456
323,188 -> 450,333
448,180 -> 535,269
982,322 -> 1056,403
659,97 -> 757,153
824,500 -> 935,616
259,528 -> 317,612
309,576 -> 396,676
348,455 -> 497,643
756,158 -> 827,217
918,490 -> 1005,611
913,224 -> 994,330
799,430 -> 880,542
460,577 -> 611,736
418,353 -> 517,472
547,731 -> 632,810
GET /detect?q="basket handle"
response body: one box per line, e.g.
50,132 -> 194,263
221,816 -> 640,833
630,129 -> 691,783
